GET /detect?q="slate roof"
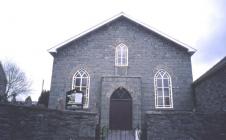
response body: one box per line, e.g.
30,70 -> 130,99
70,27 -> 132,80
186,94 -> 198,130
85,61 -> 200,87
48,12 -> 196,55
193,56 -> 226,85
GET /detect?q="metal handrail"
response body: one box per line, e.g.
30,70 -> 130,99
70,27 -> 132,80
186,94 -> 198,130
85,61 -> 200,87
135,128 -> 141,140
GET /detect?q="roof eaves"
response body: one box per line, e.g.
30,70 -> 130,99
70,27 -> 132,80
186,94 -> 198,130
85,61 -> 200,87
193,56 -> 226,85
122,13 -> 197,54
48,12 -> 125,54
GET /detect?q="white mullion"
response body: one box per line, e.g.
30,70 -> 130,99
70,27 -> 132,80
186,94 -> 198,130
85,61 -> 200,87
72,77 -> 75,89
161,76 -> 165,107
119,47 -> 121,65
168,77 -> 173,107
156,92 -> 158,107
154,78 -> 157,107
156,79 -> 158,106
120,46 -> 123,65
115,49 -> 117,65
126,47 -> 128,66
86,77 -> 90,108
80,76 -> 82,91
116,48 -> 120,65
170,78 -> 173,107
72,74 -> 77,89
156,86 -> 159,107
115,47 -> 118,66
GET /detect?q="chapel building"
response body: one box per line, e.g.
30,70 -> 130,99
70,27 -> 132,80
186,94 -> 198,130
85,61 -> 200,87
48,13 -> 196,130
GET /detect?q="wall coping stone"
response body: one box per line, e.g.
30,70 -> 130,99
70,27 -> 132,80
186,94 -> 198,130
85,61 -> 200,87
145,110 -> 226,115
146,110 -> 193,115
0,103 -> 97,115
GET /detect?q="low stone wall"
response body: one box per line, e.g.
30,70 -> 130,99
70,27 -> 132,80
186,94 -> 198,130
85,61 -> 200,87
145,111 -> 226,140
0,103 -> 97,140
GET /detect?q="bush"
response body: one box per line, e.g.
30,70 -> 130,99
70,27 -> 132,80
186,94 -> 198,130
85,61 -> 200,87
38,90 -> 50,107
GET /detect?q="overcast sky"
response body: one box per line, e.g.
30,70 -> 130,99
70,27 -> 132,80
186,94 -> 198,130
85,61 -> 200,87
0,0 -> 225,101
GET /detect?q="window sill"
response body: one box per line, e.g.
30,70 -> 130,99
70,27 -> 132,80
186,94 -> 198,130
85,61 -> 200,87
115,65 -> 128,67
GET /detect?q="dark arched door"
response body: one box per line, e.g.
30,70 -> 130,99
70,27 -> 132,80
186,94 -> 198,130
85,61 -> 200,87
109,88 -> 132,130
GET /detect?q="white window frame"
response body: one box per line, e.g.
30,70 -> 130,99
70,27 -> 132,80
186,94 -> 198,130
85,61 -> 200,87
154,69 -> 173,109
115,43 -> 128,66
72,69 -> 90,108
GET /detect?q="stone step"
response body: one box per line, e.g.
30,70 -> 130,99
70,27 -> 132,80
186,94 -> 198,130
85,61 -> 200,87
106,130 -> 135,140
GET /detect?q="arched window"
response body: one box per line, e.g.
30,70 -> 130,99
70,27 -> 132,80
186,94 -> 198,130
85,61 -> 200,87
115,43 -> 128,66
72,69 -> 90,108
154,70 -> 173,108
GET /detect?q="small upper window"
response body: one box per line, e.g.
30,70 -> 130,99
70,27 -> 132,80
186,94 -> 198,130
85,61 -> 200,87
154,70 -> 173,108
115,43 -> 128,66
72,69 -> 90,108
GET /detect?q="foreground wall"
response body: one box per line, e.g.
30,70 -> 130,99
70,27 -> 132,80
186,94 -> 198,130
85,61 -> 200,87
0,103 -> 97,140
146,111 -> 226,140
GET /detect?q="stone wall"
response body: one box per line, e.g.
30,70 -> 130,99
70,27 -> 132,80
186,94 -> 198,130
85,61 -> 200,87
145,111 -> 226,140
0,103 -> 97,140
193,65 -> 226,113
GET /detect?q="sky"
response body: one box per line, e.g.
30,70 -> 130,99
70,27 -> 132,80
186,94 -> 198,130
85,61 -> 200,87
0,0 -> 225,101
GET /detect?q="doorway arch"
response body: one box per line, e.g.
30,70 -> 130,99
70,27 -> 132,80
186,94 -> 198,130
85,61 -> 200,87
109,87 -> 132,130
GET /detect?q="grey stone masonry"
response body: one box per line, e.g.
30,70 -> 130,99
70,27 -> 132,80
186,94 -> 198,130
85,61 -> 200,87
49,16 -> 194,114
0,103 -> 97,140
145,111 -> 226,140
193,57 -> 226,113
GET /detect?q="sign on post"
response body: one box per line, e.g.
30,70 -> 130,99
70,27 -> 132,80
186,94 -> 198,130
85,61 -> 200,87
66,89 -> 84,110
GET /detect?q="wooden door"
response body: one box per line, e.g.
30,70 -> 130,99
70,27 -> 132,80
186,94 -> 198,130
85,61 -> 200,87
109,88 -> 132,130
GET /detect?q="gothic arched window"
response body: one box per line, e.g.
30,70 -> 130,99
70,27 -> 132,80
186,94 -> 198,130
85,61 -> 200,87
154,70 -> 173,108
72,69 -> 90,108
115,43 -> 128,66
